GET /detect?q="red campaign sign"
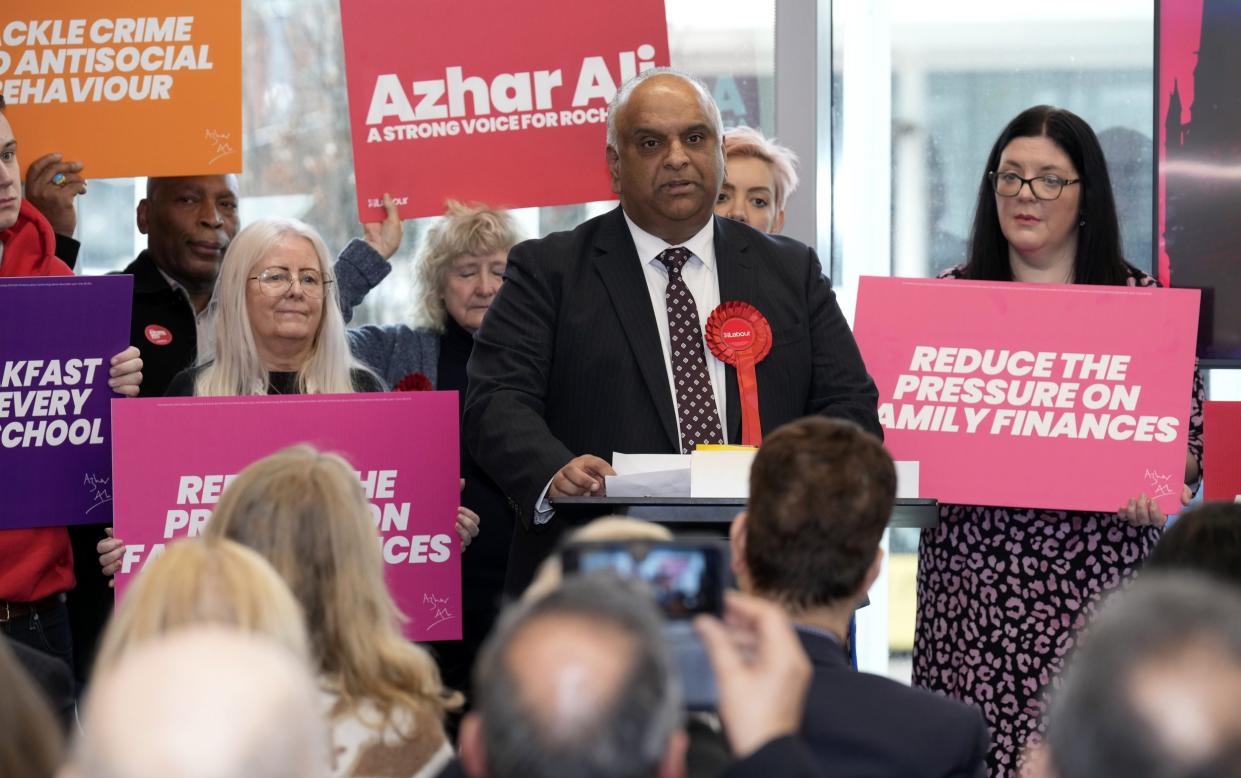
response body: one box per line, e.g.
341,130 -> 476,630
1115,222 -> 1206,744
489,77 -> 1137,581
854,276 -> 1200,515
1203,402 -> 1241,502
340,0 -> 670,220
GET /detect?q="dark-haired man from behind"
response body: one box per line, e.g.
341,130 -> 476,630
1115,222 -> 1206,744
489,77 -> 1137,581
731,417 -> 989,777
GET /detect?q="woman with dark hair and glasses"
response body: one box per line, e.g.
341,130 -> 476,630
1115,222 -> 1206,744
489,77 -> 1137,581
911,105 -> 1204,777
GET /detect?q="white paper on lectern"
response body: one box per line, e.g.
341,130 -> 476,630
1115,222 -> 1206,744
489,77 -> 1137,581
605,452 -> 691,497
605,469 -> 691,497
895,461 -> 920,499
689,449 -> 758,498
612,453 -> 691,475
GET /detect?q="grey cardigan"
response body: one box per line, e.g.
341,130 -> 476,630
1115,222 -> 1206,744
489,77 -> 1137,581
336,239 -> 442,388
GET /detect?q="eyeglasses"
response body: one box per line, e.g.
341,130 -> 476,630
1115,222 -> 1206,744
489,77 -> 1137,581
248,267 -> 333,299
989,171 -> 1081,201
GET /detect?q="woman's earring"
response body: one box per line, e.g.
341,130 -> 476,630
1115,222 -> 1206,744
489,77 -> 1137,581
1079,218 -> 1086,227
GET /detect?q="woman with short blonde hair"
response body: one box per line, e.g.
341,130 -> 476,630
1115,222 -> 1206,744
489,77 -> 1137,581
204,444 -> 458,778
715,125 -> 800,234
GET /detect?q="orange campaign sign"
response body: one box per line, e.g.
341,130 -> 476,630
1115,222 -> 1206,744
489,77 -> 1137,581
0,2 -> 242,179
340,0 -> 670,220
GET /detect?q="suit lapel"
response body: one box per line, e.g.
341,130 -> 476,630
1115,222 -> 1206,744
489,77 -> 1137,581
592,209 -> 680,451
713,218 -> 754,444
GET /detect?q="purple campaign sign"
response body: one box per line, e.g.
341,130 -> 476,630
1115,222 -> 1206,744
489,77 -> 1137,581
0,275 -> 133,528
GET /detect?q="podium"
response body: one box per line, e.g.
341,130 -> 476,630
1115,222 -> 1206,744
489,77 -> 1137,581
550,496 -> 939,537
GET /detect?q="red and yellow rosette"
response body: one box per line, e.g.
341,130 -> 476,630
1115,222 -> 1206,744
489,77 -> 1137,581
705,302 -> 772,447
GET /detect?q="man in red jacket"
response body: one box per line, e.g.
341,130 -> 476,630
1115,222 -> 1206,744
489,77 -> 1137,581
0,96 -> 142,673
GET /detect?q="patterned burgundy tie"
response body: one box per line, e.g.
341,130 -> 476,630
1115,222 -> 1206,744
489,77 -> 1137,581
656,247 -> 723,453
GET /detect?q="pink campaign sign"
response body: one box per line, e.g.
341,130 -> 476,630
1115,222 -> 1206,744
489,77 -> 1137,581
111,392 -> 461,641
854,276 -> 1200,515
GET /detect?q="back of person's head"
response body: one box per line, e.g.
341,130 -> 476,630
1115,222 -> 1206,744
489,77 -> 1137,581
740,416 -> 895,610
71,627 -> 329,778
461,574 -> 686,778
415,200 -> 522,332
1146,503 -> 1241,590
1046,573 -> 1241,778
93,537 -> 309,672
0,638 -> 63,778
204,444 -> 459,722
965,104 -> 1129,285
523,516 -> 674,602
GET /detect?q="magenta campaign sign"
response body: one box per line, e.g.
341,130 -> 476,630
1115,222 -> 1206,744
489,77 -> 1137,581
854,277 -> 1200,515
0,275 -> 132,529
111,391 -> 462,641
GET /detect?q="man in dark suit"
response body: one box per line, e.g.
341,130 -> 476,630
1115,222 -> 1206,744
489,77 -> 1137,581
465,68 -> 880,593
731,416 -> 989,777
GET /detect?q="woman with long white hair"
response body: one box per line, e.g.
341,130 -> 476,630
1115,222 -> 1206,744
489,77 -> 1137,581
166,216 -> 383,395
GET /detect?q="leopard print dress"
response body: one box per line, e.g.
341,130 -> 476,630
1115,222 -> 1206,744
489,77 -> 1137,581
911,266 -> 1205,777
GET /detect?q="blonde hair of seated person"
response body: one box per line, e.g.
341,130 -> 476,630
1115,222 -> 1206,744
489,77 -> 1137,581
0,638 -> 64,778
522,516 -> 675,602
203,444 -> 461,731
93,537 -> 310,673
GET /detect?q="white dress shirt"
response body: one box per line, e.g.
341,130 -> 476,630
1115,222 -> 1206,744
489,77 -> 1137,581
624,211 -> 728,444
535,213 -> 729,523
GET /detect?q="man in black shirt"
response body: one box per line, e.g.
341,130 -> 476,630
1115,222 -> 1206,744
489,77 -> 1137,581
122,175 -> 240,396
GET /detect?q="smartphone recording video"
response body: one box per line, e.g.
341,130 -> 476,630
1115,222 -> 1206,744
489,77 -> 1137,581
561,540 -> 726,619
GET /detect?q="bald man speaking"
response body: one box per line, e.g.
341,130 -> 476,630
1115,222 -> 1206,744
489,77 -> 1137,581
465,68 -> 880,593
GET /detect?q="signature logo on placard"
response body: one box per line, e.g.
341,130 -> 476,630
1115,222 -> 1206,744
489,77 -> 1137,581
204,130 -> 236,165
422,593 -> 454,630
1143,469 -> 1175,500
84,473 -> 112,515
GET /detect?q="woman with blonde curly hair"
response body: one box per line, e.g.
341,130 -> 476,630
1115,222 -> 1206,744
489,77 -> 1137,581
202,444 -> 460,778
335,199 -> 522,711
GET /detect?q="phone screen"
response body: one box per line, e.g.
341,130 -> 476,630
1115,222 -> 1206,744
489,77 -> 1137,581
562,542 -> 725,619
